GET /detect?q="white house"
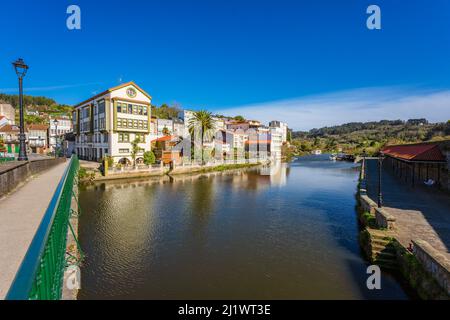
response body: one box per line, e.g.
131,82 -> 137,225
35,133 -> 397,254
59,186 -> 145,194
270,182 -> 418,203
49,116 -> 73,151
0,104 -> 15,125
72,81 -> 152,165
269,120 -> 288,143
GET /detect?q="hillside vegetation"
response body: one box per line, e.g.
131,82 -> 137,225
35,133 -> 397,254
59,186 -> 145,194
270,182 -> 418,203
0,93 -> 184,124
0,93 -> 73,124
291,119 -> 450,156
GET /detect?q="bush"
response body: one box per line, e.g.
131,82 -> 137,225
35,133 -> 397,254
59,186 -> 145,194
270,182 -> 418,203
103,155 -> 114,168
143,151 -> 156,165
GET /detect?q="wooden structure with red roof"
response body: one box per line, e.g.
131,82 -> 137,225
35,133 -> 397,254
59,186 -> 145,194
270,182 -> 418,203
151,135 -> 182,165
381,141 -> 449,190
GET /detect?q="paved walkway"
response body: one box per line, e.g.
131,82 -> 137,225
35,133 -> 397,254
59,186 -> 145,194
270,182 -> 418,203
0,161 -> 68,299
365,159 -> 450,260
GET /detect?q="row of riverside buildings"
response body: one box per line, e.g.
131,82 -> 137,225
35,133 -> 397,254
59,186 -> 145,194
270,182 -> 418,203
0,103 -> 72,154
71,81 -> 289,165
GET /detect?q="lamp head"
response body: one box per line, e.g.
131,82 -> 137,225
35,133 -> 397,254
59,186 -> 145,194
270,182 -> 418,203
12,58 -> 28,78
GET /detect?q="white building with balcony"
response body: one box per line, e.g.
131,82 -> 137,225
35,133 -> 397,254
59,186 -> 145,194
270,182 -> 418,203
72,82 -> 152,165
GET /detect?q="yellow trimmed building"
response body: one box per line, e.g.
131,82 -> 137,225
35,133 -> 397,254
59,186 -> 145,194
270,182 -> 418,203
72,81 -> 153,165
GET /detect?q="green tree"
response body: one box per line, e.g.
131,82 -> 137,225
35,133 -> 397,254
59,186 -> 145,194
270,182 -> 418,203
234,115 -> 245,122
0,137 -> 6,153
188,110 -> 215,164
143,150 -> 156,165
131,137 -> 141,166
162,126 -> 170,136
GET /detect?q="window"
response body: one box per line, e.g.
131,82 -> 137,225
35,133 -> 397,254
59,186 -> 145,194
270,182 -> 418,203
119,148 -> 129,154
98,100 -> 105,114
99,118 -> 105,130
135,133 -> 145,143
118,133 -> 129,142
103,133 -> 108,143
143,106 -> 148,116
128,104 -> 133,114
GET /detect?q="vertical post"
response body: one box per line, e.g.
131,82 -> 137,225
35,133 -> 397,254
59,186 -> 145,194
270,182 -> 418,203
437,164 -> 441,188
54,122 -> 58,159
17,77 -> 28,161
378,155 -> 383,208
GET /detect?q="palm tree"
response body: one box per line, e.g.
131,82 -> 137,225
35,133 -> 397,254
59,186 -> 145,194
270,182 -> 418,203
188,110 -> 215,164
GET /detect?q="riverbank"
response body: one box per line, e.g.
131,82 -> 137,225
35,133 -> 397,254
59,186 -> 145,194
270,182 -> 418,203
357,160 -> 450,299
78,161 -> 264,184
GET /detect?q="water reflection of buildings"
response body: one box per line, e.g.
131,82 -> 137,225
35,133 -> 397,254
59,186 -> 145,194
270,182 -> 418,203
85,162 -> 289,195
260,161 -> 289,187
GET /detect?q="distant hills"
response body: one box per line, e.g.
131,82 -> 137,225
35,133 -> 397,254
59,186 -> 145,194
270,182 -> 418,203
0,93 -> 73,124
291,119 -> 450,156
0,92 -> 184,124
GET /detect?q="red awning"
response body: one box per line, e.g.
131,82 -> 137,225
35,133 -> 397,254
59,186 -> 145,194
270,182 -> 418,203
382,143 -> 446,162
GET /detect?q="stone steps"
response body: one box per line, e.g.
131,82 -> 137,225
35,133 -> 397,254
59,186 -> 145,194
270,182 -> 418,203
368,229 -> 399,270
372,243 -> 396,253
373,257 -> 399,270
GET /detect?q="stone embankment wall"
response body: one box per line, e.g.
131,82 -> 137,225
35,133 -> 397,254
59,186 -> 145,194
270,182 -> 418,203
357,160 -> 449,299
0,158 -> 66,198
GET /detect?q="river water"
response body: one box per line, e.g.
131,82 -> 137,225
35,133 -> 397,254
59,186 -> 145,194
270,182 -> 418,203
78,155 -> 410,299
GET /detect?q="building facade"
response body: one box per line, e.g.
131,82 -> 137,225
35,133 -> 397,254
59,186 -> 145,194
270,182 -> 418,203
26,124 -> 49,153
0,125 -> 21,153
49,116 -> 73,151
157,119 -> 174,136
0,104 -> 15,125
269,120 -> 288,143
73,82 -> 152,165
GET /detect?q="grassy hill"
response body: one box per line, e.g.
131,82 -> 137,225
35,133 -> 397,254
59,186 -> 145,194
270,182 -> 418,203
0,93 -> 73,125
291,119 -> 450,156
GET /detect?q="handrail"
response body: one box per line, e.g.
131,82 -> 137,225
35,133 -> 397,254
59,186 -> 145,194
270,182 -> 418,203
6,155 -> 79,300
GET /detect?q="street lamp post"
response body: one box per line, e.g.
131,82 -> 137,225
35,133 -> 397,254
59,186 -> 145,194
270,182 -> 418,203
12,58 -> 29,161
377,152 -> 385,208
53,119 -> 59,158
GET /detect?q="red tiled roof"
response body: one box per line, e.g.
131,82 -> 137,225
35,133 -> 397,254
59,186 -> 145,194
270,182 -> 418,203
0,125 -> 19,133
26,124 -> 49,130
382,143 -> 446,162
151,135 -> 176,143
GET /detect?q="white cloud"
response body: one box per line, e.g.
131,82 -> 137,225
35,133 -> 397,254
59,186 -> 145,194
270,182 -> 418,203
216,86 -> 450,131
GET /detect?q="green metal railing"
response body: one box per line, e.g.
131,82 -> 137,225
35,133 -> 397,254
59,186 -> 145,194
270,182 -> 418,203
0,156 -> 15,163
6,155 -> 81,300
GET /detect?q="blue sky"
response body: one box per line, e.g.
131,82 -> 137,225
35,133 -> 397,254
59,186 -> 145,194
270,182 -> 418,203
1,0 -> 450,130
